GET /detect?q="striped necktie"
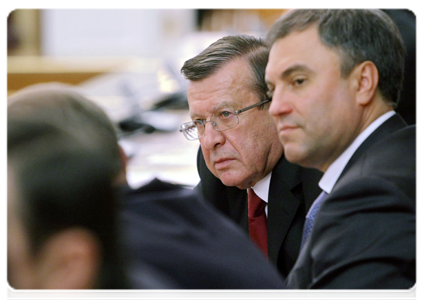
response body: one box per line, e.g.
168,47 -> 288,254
301,191 -> 328,249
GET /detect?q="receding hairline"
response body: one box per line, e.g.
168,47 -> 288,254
192,54 -> 256,84
181,34 -> 268,79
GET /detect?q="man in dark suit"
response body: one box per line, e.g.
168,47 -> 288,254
265,9 -> 415,288
180,35 -> 322,278
8,83 -> 285,289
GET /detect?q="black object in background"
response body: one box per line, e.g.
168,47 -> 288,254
384,9 -> 416,125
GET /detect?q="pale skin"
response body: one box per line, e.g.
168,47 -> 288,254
265,26 -> 393,172
187,58 -> 283,190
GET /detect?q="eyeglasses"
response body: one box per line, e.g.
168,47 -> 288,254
179,99 -> 270,141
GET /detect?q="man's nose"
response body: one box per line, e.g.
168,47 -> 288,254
269,90 -> 293,117
201,121 -> 225,150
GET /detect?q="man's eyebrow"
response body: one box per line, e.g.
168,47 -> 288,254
214,101 -> 235,110
190,101 -> 234,120
189,112 -> 201,120
265,64 -> 311,86
281,64 -> 311,79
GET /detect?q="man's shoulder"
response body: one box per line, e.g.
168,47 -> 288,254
329,124 -> 416,208
132,178 -> 190,193
366,124 -> 415,166
119,178 -> 203,209
340,125 -> 415,187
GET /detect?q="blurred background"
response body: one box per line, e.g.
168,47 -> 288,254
8,9 -> 415,188
7,9 -> 288,188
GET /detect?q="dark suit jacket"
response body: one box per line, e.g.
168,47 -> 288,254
287,114 -> 416,289
195,149 -> 323,278
118,178 -> 286,289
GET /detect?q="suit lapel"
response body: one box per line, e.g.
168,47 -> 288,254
301,167 -> 324,213
267,157 -> 302,264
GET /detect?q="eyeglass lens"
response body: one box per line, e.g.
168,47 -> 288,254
195,109 -> 239,139
181,99 -> 269,141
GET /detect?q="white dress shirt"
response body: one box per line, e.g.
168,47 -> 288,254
250,171 -> 272,217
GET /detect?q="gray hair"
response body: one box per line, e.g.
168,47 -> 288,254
181,35 -> 270,106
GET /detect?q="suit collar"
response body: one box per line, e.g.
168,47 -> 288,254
266,156 -> 323,265
320,111 -> 396,193
251,171 -> 272,204
339,113 -> 407,181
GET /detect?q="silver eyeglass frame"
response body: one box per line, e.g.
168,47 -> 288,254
179,98 -> 271,141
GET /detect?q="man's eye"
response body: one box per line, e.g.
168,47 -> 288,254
220,111 -> 233,118
294,78 -> 306,86
194,119 -> 205,126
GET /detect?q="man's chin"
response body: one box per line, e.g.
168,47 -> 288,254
218,173 -> 248,190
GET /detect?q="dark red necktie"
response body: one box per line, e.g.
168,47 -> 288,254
248,188 -> 268,257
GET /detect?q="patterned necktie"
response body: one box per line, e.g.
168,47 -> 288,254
248,188 -> 268,257
301,191 -> 328,249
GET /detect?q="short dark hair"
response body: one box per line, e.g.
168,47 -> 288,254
266,9 -> 405,107
181,34 -> 270,106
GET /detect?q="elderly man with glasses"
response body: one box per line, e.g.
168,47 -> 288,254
179,35 -> 322,279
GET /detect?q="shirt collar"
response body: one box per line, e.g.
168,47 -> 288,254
319,111 -> 396,193
251,171 -> 272,204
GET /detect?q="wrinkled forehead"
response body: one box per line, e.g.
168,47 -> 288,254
187,61 -> 251,92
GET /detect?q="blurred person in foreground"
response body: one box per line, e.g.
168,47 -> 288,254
7,83 -> 285,289
265,9 -> 415,288
180,34 -> 322,278
7,119 -> 131,289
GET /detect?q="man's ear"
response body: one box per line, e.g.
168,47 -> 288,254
114,144 -> 128,186
352,60 -> 379,106
35,229 -> 101,289
118,144 -> 128,174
